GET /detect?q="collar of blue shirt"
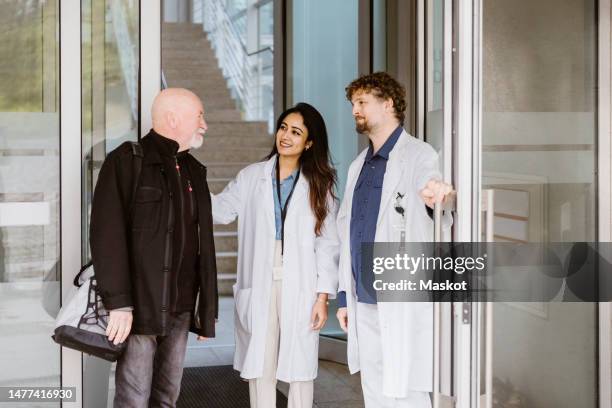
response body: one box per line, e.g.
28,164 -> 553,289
271,161 -> 299,185
365,125 -> 404,161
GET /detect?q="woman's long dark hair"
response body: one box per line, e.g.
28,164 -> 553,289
266,103 -> 337,236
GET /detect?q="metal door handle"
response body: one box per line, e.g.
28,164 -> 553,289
480,189 -> 494,408
434,191 -> 457,242
482,189 -> 494,242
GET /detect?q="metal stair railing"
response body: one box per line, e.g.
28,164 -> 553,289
201,0 -> 273,126
110,1 -> 138,121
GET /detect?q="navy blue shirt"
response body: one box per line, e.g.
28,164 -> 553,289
337,126 -> 403,308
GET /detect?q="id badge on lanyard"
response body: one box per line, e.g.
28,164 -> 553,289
394,192 -> 406,248
276,156 -> 301,257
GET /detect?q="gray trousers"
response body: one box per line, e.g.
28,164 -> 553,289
114,312 -> 191,408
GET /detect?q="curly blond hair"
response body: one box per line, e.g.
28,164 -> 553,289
345,72 -> 407,124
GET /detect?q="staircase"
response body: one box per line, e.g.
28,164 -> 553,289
162,22 -> 272,295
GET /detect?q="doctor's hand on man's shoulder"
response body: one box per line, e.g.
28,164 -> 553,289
336,307 -> 348,333
106,309 -> 133,345
420,179 -> 454,209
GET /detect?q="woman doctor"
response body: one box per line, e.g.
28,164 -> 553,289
211,102 -> 339,408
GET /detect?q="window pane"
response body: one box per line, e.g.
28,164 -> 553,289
289,0 -> 359,341
0,1 -> 60,403
289,0 -> 358,197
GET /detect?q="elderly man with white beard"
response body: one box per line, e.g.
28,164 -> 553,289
90,88 -> 218,408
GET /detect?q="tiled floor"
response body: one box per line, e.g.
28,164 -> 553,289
276,360 -> 364,408
184,296 -> 236,367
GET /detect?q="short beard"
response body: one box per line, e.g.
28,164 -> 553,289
190,133 -> 204,149
355,118 -> 370,135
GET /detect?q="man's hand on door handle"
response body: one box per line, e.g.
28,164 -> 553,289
420,179 -> 455,209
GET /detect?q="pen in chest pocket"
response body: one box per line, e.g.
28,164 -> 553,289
394,192 -> 406,243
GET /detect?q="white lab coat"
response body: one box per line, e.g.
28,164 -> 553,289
338,130 -> 450,397
211,156 -> 339,382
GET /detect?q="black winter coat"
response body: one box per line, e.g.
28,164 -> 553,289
90,130 -> 218,337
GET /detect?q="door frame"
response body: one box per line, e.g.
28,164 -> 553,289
449,0 -> 477,404
140,1 -> 162,138
420,0 -> 456,404
60,0 -> 83,406
598,0 -> 612,406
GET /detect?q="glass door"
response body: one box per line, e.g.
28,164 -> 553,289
464,0 -> 601,406
0,1 -> 61,402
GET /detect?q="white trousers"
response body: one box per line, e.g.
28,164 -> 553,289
355,302 -> 432,408
248,241 -> 314,408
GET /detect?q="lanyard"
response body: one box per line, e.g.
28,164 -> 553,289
275,155 -> 300,255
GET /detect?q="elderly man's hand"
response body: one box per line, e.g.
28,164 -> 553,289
106,310 -> 133,345
420,179 -> 454,209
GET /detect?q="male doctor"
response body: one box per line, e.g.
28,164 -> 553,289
336,72 -> 453,408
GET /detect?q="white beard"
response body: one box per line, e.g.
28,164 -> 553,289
190,132 -> 204,149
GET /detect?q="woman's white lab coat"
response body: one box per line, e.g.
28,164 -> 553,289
337,130 -> 451,397
211,156 -> 339,382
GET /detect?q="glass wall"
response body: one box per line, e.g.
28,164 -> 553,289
193,0 -> 275,127
0,0 -> 61,403
480,0 -> 598,406
288,0 -> 359,341
288,0 -> 358,197
81,1 -> 139,406
372,0 -> 418,137
425,0 -> 443,155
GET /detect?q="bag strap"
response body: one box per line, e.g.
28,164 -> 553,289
74,261 -> 93,287
75,141 -> 144,287
129,141 -> 144,214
